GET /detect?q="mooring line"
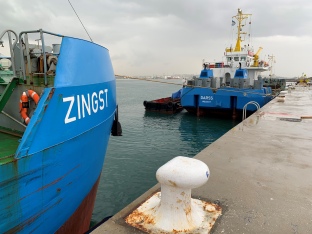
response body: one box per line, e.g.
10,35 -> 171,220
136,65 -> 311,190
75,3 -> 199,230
115,75 -> 183,86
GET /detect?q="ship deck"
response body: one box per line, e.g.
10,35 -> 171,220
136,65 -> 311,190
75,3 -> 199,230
0,132 -> 20,163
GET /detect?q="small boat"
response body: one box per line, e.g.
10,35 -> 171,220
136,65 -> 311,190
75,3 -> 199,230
143,87 -> 183,114
178,9 -> 274,119
0,29 -> 120,233
143,96 -> 183,114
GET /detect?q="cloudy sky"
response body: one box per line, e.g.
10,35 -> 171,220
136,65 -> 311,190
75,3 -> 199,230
1,0 -> 312,77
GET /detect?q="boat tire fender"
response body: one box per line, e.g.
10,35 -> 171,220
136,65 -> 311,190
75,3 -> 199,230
167,102 -> 173,108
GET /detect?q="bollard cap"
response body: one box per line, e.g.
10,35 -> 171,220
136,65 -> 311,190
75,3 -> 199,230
156,156 -> 209,189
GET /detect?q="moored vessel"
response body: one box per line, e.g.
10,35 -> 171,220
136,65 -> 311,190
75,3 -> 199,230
179,9 -> 274,119
0,29 -> 118,233
143,97 -> 183,114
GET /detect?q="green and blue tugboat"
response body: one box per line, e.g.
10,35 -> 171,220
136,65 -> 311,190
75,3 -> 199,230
0,29 -> 119,233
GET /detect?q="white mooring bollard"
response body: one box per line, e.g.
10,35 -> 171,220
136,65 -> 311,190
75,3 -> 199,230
277,90 -> 287,102
125,156 -> 222,233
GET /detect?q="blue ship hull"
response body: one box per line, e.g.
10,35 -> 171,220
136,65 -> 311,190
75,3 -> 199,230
181,86 -> 272,110
181,85 -> 272,118
0,34 -> 116,233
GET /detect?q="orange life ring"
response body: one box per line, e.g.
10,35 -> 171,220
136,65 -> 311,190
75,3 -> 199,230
19,90 -> 40,125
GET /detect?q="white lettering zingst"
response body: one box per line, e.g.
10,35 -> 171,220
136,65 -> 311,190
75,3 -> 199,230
63,88 -> 110,124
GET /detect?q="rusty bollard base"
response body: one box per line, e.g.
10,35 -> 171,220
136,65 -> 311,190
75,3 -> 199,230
125,192 -> 222,234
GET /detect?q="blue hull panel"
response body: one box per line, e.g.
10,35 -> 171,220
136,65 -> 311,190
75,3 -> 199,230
0,37 -> 116,233
181,87 -> 272,112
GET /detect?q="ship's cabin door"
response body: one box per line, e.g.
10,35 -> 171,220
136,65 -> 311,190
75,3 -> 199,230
225,73 -> 231,86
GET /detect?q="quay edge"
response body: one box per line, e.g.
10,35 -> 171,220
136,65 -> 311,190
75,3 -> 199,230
91,86 -> 312,233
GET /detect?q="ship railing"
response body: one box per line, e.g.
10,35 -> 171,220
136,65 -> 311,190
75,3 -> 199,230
18,29 -> 64,86
0,29 -> 18,77
242,101 -> 260,121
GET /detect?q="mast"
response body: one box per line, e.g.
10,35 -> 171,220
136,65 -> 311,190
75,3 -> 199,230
233,8 -> 251,52
268,55 -> 276,76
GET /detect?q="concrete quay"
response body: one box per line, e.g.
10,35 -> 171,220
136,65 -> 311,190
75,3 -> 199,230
91,86 -> 312,233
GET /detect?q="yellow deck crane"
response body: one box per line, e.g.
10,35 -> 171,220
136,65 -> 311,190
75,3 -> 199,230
252,47 -> 263,67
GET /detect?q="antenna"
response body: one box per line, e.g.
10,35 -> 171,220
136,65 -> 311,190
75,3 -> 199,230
68,0 -> 93,42
233,9 -> 251,52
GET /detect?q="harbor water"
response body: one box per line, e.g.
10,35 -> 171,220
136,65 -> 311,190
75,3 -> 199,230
91,78 -> 238,225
